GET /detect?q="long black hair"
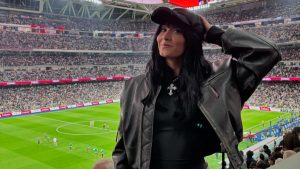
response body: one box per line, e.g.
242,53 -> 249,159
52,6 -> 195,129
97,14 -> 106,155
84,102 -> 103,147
146,23 -> 212,116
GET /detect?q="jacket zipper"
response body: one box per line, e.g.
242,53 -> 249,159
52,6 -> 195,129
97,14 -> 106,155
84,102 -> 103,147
209,85 -> 219,98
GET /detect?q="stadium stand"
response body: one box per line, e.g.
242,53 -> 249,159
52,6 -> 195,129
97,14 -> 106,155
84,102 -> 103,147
0,5 -> 299,113
0,81 -> 123,113
0,0 -> 299,168
242,126 -> 300,168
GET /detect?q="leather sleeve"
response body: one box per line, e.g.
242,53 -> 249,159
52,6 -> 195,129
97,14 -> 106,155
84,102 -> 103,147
112,133 -> 129,169
112,82 -> 129,169
221,28 -> 281,102
205,26 -> 225,46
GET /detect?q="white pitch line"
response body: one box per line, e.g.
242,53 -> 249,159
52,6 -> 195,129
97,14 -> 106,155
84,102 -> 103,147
32,114 -> 118,136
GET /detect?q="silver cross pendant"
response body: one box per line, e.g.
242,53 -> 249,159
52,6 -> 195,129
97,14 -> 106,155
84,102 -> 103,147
167,83 -> 177,96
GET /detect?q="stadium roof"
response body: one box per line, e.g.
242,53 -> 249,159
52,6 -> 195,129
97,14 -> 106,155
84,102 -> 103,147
0,0 -> 259,20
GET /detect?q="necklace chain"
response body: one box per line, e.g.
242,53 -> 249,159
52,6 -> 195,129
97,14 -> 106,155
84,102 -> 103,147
167,76 -> 179,96
172,76 -> 179,83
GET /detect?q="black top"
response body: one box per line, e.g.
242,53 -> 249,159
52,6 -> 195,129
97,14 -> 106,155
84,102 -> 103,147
150,77 -> 220,169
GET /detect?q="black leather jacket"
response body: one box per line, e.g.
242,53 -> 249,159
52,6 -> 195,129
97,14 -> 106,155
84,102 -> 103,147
112,28 -> 281,169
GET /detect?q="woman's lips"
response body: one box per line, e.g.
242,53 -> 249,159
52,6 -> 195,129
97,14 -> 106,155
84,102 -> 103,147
161,44 -> 172,48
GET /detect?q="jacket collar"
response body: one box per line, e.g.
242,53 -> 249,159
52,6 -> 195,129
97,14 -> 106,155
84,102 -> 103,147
140,72 -> 162,105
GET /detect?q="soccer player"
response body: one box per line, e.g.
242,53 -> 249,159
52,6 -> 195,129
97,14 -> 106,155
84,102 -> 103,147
87,144 -> 91,153
68,143 -> 73,151
37,136 -> 41,145
100,148 -> 105,158
93,147 -> 99,157
53,137 -> 57,146
44,132 -> 47,140
102,122 -> 107,129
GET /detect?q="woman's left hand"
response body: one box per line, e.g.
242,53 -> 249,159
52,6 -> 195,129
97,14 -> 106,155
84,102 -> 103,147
199,15 -> 212,39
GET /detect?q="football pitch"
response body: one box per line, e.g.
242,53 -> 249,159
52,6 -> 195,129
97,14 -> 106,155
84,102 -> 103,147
0,103 -> 289,169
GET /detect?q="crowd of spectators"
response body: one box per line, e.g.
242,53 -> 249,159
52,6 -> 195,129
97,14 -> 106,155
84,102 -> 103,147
0,0 -> 299,31
246,82 -> 300,109
280,48 -> 300,61
205,0 -> 299,25
244,126 -> 300,168
1,80 -> 298,113
268,63 -> 299,77
0,65 -> 145,81
0,23 -> 298,51
0,50 -> 298,110
0,48 -> 298,67
243,24 -> 300,43
0,81 -> 123,113
0,46 -> 299,81
1,63 -> 299,82
1,53 -> 150,66
0,31 -> 153,51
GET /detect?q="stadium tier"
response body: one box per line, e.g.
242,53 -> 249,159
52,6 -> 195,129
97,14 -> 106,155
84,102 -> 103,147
0,1 -> 299,114
0,0 -> 299,169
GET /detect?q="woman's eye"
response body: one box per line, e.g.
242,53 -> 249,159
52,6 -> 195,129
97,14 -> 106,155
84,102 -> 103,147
174,28 -> 183,33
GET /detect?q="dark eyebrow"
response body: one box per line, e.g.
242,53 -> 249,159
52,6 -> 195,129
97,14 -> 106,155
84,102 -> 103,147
161,23 -> 174,27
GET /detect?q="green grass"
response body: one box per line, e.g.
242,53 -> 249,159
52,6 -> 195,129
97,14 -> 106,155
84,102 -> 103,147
0,103 -> 290,169
242,109 -> 289,132
0,104 -> 120,169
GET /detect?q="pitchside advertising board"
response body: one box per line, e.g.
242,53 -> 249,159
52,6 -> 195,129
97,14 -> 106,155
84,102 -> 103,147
0,100 -> 117,118
1,102 -> 278,119
0,77 -> 299,87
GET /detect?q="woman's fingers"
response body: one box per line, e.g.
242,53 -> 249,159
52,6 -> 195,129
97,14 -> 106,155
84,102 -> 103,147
199,15 -> 212,33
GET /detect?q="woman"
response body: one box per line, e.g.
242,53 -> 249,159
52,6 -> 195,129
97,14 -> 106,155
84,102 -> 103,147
113,7 -> 281,169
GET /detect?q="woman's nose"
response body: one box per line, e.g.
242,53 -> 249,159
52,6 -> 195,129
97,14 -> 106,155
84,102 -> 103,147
162,30 -> 172,41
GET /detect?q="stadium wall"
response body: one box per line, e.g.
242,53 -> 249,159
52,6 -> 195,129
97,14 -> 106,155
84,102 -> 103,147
1,100 -> 297,119
0,99 -> 119,118
243,104 -> 281,112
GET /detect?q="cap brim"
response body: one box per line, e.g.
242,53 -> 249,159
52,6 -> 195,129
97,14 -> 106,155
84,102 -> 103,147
151,7 -> 187,26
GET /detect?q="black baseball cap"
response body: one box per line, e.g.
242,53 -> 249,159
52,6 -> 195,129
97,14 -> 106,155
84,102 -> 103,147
151,7 -> 205,38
